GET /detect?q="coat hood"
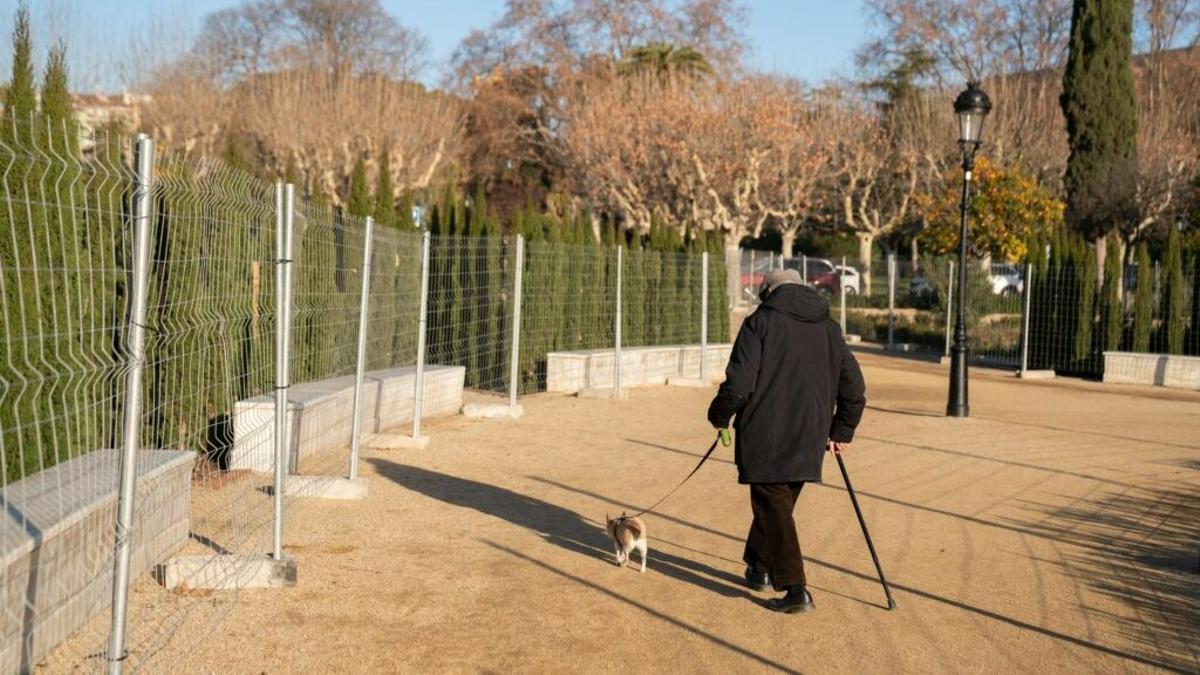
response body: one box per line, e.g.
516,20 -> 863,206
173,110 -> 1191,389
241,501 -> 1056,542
762,284 -> 830,322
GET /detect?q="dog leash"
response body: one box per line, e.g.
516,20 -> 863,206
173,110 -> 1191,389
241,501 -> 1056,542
624,429 -> 730,519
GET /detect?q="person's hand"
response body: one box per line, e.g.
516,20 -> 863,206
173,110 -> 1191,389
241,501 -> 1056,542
826,440 -> 848,455
707,407 -> 730,429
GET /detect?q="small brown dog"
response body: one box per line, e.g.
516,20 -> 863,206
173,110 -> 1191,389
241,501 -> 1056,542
605,513 -> 648,572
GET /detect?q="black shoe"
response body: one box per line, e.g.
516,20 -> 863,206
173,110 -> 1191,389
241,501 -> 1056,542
744,565 -> 771,592
768,587 -> 815,614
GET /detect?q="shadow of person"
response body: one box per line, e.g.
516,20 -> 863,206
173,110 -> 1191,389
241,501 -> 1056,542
366,458 -> 747,598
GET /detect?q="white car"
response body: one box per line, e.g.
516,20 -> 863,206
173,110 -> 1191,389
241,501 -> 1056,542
989,263 -> 1023,296
835,264 -> 861,295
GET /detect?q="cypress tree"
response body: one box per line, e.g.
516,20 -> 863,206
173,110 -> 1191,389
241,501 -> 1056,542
485,210 -> 503,388
1132,243 -> 1153,352
41,40 -> 74,147
398,190 -> 415,229
373,148 -> 396,227
469,183 -> 487,236
1025,237 -> 1050,369
369,152 -> 401,368
2,3 -> 36,141
707,231 -> 729,343
347,155 -> 371,218
284,153 -> 301,188
1161,225 -> 1185,354
601,216 -> 616,246
1073,236 -> 1096,366
1101,232 -> 1123,351
1060,0 -> 1137,258
1191,253 -> 1200,356
41,37 -> 94,460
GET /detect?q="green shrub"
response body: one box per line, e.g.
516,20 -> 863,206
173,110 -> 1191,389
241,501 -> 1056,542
1132,243 -> 1153,352
1162,225 -> 1186,354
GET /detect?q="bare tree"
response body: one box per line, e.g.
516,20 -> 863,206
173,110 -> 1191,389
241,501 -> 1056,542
190,0 -> 429,84
451,0 -> 747,84
861,0 -> 1072,84
825,91 -> 921,295
143,0 -> 453,204
561,72 -> 798,247
748,79 -> 836,257
1125,79 -> 1198,250
234,71 -> 461,201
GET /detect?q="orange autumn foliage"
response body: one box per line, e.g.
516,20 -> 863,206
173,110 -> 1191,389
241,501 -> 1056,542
918,156 -> 1063,261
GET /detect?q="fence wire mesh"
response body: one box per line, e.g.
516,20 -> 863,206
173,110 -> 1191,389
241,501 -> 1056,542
737,246 -> 1199,378
102,147 -> 281,672
1,119 -> 136,673
427,234 -> 514,406
1,119 -> 732,672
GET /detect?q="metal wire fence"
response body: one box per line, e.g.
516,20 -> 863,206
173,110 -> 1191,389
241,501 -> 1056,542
427,234 -> 514,402
1,119 -> 136,674
738,247 -> 1200,378
1,120 -> 731,672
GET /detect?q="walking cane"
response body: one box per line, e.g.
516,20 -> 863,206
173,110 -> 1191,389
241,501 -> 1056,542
834,451 -> 896,610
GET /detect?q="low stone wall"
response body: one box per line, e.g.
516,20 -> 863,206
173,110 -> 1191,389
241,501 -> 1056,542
546,344 -> 732,393
1102,351 -> 1200,390
230,365 -> 466,472
1,449 -> 193,674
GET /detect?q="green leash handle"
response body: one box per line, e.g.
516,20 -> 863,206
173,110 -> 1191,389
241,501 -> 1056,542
719,428 -> 731,447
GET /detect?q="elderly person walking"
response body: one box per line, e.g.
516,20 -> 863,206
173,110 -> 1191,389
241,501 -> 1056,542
708,268 -> 866,613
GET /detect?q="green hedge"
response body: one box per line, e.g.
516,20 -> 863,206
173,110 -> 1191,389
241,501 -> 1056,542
1,148 -> 730,481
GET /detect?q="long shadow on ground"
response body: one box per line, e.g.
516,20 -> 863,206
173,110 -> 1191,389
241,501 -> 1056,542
366,458 -> 747,599
531,474 -> 1191,673
1002,482 -> 1200,673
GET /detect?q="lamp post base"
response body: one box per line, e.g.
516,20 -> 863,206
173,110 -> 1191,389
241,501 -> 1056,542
946,344 -> 969,417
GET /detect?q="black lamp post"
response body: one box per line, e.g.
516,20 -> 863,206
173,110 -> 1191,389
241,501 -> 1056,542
947,81 -> 992,418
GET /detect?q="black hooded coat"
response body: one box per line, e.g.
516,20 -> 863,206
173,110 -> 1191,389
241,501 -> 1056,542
707,284 -> 866,483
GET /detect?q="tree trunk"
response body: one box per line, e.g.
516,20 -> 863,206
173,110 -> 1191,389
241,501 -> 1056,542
1094,234 -> 1107,294
910,237 -> 920,273
725,235 -> 741,318
781,230 -> 796,262
1115,235 -> 1128,307
857,232 -> 874,296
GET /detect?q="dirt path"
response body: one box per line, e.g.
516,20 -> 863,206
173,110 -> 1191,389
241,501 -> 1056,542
67,353 -> 1200,673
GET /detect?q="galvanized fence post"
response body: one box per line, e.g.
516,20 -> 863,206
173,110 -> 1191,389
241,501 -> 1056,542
106,134 -> 154,675
802,254 -> 808,281
412,231 -> 431,439
887,252 -> 896,349
348,216 -> 374,481
508,234 -> 525,410
614,245 -> 623,394
273,183 -> 295,560
944,260 -> 954,357
700,251 -> 709,380
1020,262 -> 1033,375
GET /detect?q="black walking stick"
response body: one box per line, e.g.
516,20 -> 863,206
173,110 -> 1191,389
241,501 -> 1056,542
834,451 -> 896,610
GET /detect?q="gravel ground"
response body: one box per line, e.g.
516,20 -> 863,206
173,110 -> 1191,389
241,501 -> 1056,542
42,351 -> 1200,673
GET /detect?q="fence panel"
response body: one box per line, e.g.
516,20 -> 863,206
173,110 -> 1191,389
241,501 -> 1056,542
2,124 -> 734,670
426,234 -> 514,405
1,121 -> 139,672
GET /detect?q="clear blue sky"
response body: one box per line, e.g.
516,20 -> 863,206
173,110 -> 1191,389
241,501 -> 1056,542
0,0 -> 868,92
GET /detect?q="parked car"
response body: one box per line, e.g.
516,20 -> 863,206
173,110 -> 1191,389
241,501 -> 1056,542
739,255 -> 776,301
910,274 -> 935,298
783,257 -> 841,298
910,263 -> 1024,299
989,263 -> 1023,295
835,264 -> 861,295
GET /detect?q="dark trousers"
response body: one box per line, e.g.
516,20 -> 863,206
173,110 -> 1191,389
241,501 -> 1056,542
743,482 -> 806,591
